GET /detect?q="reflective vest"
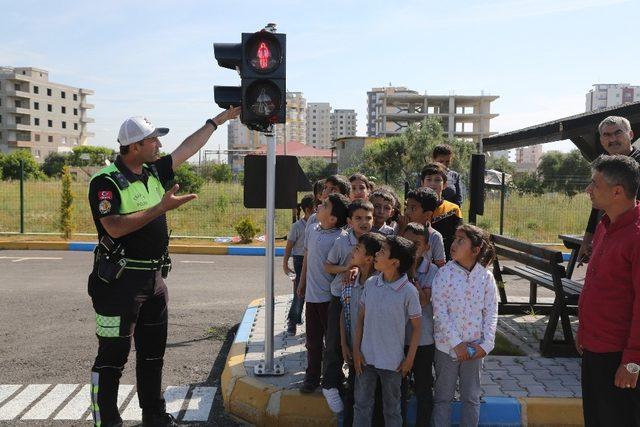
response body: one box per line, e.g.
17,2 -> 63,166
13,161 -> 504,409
90,162 -> 164,215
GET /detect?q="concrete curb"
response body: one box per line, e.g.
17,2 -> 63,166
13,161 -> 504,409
0,241 -> 285,256
223,300 -> 588,426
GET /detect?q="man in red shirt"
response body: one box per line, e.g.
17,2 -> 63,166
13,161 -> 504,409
578,154 -> 640,426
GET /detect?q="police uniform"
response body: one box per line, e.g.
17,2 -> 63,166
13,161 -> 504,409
87,154 -> 174,427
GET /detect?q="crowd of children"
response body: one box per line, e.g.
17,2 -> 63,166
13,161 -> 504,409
283,144 -> 499,426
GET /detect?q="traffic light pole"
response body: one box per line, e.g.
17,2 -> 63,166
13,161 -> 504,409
254,125 -> 284,377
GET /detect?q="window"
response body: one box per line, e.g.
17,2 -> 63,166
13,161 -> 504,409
73,94 -> 77,101
62,121 -> 66,129
61,106 -> 66,114
34,102 -> 39,110
47,104 -> 52,112
74,123 -> 78,130
15,117 -> 22,124
0,115 -> 2,123
34,118 -> 40,126
48,120 -> 53,127
47,88 -> 52,96
35,134 -> 40,142
73,108 -> 78,116
14,83 -> 20,90
34,86 -> 39,94
61,91 -> 66,99
48,136 -> 53,142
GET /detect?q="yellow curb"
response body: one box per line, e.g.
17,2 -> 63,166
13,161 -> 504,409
168,244 -> 227,255
221,341 -> 249,412
228,376 -> 280,425
522,398 -> 583,426
249,298 -> 265,307
0,241 -> 69,250
265,389 -> 337,427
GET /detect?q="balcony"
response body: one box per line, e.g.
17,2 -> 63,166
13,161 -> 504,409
4,123 -> 33,131
8,140 -> 34,148
5,88 -> 30,98
2,106 -> 31,115
80,115 -> 95,123
80,102 -> 95,109
79,88 -> 95,95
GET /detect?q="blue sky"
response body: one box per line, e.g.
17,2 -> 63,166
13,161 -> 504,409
4,0 -> 638,156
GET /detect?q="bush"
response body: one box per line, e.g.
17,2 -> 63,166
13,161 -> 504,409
173,163 -> 204,194
513,172 -> 544,196
59,166 -> 74,239
1,150 -> 44,180
42,152 -> 69,177
202,163 -> 232,183
235,217 -> 260,243
68,146 -> 115,166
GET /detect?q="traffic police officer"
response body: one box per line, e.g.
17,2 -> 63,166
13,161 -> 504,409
87,107 -> 240,427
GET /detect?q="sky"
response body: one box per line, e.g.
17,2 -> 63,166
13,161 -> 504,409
4,0 -> 639,158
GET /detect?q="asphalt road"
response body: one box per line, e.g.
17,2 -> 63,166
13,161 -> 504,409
0,250 -> 293,426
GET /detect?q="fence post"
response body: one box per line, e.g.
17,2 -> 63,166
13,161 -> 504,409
499,171 -> 505,235
20,159 -> 25,234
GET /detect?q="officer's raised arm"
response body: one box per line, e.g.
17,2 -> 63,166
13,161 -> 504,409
170,106 -> 241,171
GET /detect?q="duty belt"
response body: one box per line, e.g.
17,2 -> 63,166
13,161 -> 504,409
124,256 -> 169,271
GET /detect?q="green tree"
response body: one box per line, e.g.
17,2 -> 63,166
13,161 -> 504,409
41,152 -> 69,177
201,162 -> 233,183
173,163 -> 204,194
537,151 -> 564,190
59,166 -> 74,238
298,157 -> 335,183
486,156 -> 516,175
0,150 -> 44,180
556,150 -> 591,197
513,171 -> 545,196
68,146 -> 115,166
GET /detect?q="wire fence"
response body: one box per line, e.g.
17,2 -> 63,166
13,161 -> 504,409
0,174 -> 593,244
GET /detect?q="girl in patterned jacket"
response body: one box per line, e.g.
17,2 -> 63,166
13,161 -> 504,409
431,224 -> 499,427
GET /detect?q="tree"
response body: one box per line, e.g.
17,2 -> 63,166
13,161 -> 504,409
513,171 -> 544,196
59,166 -> 74,238
173,163 -> 204,194
537,151 -> 564,190
68,146 -> 115,166
201,163 -> 232,183
536,150 -> 591,196
486,156 -> 515,175
0,150 -> 44,180
298,157 -> 335,184
41,152 -> 69,177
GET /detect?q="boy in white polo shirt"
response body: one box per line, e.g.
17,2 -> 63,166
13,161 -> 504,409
353,235 -> 422,426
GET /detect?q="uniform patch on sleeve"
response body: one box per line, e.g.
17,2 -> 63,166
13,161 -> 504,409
98,200 -> 112,214
98,191 -> 113,200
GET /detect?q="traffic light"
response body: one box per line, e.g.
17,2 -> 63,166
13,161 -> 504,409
214,29 -> 286,132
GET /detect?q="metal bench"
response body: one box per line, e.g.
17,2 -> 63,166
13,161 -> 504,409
491,234 -> 583,357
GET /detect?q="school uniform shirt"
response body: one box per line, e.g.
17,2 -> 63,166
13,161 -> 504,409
327,229 -> 358,297
341,271 -> 371,347
578,204 -> 640,364
405,258 -> 439,346
432,261 -> 498,358
304,223 -> 347,303
287,218 -> 307,256
372,223 -> 395,236
360,274 -> 422,371
423,226 -> 445,265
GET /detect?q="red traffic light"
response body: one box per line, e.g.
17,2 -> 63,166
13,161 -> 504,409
245,32 -> 282,74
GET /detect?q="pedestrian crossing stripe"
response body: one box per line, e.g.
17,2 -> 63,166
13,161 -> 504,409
0,384 -> 217,421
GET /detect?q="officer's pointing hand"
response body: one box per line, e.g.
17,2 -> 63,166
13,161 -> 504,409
160,184 -> 197,212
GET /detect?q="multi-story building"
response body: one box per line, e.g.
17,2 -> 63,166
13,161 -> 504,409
306,102 -> 332,149
0,66 -> 94,161
366,86 -> 498,148
331,109 -> 357,140
515,145 -> 543,172
275,91 -> 306,146
226,117 -> 268,172
585,83 -> 640,111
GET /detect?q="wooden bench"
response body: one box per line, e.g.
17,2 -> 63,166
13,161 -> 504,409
490,234 -> 584,357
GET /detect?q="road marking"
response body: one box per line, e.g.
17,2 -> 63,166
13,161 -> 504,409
121,385 -> 190,420
0,385 -> 21,406
0,256 -> 63,263
183,386 -> 216,421
85,384 -> 133,420
54,384 -> 90,420
180,260 -> 216,264
22,384 -> 78,420
0,384 -> 50,420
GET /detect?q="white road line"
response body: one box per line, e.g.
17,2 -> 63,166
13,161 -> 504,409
121,385 -> 191,420
85,384 -> 133,420
0,384 -> 50,420
180,260 -> 216,264
54,384 -> 90,420
0,385 -> 21,406
0,256 -> 63,262
183,386 -> 216,421
22,384 -> 78,420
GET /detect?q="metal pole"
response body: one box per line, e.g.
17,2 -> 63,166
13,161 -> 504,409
499,172 -> 505,235
20,159 -> 24,234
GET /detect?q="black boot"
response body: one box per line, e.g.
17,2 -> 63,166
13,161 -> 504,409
142,412 -> 178,426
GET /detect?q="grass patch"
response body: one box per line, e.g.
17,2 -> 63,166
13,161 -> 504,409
492,331 -> 526,356
206,325 -> 231,341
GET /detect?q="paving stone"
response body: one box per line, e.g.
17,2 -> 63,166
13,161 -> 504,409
497,357 -> 519,366
524,385 -> 548,396
481,385 -> 504,396
488,370 -> 511,380
512,374 -> 538,384
495,379 -> 521,391
528,369 -> 555,380
504,365 -> 527,374
547,365 -> 571,374
505,390 -> 529,397
547,390 -> 575,398
556,375 -> 581,385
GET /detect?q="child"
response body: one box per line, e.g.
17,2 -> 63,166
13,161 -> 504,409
432,144 -> 464,207
402,187 -> 446,267
349,173 -> 374,201
369,188 -> 397,236
313,179 -> 325,209
353,235 -> 422,426
431,224 -> 499,427
420,163 -> 463,260
322,199 -> 375,412
401,223 -> 439,427
307,175 -> 351,229
283,194 -> 315,335
340,232 -> 385,426
297,193 -> 350,394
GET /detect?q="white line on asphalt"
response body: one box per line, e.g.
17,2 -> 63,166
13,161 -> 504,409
0,384 -> 50,420
54,384 -> 90,420
180,260 -> 216,264
22,384 -> 78,420
85,384 -> 133,420
0,256 -> 63,262
0,385 -> 21,406
183,386 -> 216,421
121,385 -> 191,420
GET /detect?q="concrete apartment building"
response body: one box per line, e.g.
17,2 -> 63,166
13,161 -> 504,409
515,145 -> 543,172
0,66 -> 94,161
585,83 -> 640,111
331,109 -> 357,140
276,91 -> 306,146
306,102 -> 332,149
366,86 -> 498,148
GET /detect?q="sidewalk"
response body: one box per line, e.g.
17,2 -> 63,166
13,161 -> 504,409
221,296 -> 584,426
